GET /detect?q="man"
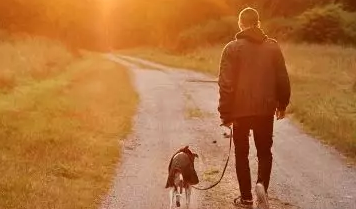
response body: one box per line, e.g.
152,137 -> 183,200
218,7 -> 291,209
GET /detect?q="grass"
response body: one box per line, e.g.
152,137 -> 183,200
0,37 -> 138,208
121,43 -> 356,158
120,46 -> 223,75
203,169 -> 220,182
184,92 -> 206,119
184,91 -> 213,119
0,36 -> 73,90
186,107 -> 205,119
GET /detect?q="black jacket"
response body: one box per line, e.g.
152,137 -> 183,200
165,149 -> 199,188
218,27 -> 291,123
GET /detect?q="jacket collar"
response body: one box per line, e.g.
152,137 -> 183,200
235,27 -> 268,43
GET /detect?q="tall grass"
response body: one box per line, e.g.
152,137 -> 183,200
283,43 -> 356,156
0,36 -> 73,90
0,37 -> 138,208
121,43 -> 356,158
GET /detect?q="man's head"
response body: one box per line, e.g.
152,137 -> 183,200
238,7 -> 260,31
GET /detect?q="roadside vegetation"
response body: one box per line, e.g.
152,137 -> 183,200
1,0 -> 355,207
0,36 -> 137,209
121,43 -> 356,158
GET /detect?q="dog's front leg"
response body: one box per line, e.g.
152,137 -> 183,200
185,186 -> 191,209
169,188 -> 175,209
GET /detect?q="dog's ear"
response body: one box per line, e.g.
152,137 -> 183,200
181,146 -> 190,153
178,146 -> 189,153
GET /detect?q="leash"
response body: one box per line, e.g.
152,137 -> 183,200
192,126 -> 233,191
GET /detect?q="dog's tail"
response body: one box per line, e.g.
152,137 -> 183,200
178,173 -> 183,194
175,172 -> 184,207
173,169 -> 184,192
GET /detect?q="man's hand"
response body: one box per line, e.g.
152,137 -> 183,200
220,119 -> 232,139
220,122 -> 233,127
220,117 -> 233,127
275,110 -> 286,120
220,123 -> 232,139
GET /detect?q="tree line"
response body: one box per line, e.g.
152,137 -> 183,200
0,0 -> 354,50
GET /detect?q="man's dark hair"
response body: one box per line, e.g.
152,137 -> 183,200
238,7 -> 260,28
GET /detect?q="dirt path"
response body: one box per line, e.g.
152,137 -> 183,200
101,55 -> 356,209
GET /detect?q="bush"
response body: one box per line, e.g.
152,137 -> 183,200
155,3 -> 356,50
175,17 -> 238,52
296,4 -> 355,44
263,18 -> 299,41
341,11 -> 356,44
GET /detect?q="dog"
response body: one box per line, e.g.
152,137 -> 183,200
165,146 -> 199,209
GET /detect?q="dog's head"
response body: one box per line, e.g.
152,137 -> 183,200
178,146 -> 198,163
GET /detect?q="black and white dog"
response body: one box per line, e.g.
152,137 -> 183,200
165,146 -> 199,209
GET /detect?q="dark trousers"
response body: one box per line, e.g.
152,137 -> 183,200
233,115 -> 274,200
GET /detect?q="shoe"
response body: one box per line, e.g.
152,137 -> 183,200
233,196 -> 253,208
255,183 -> 269,209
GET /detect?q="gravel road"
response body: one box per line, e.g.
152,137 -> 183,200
101,55 -> 356,209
